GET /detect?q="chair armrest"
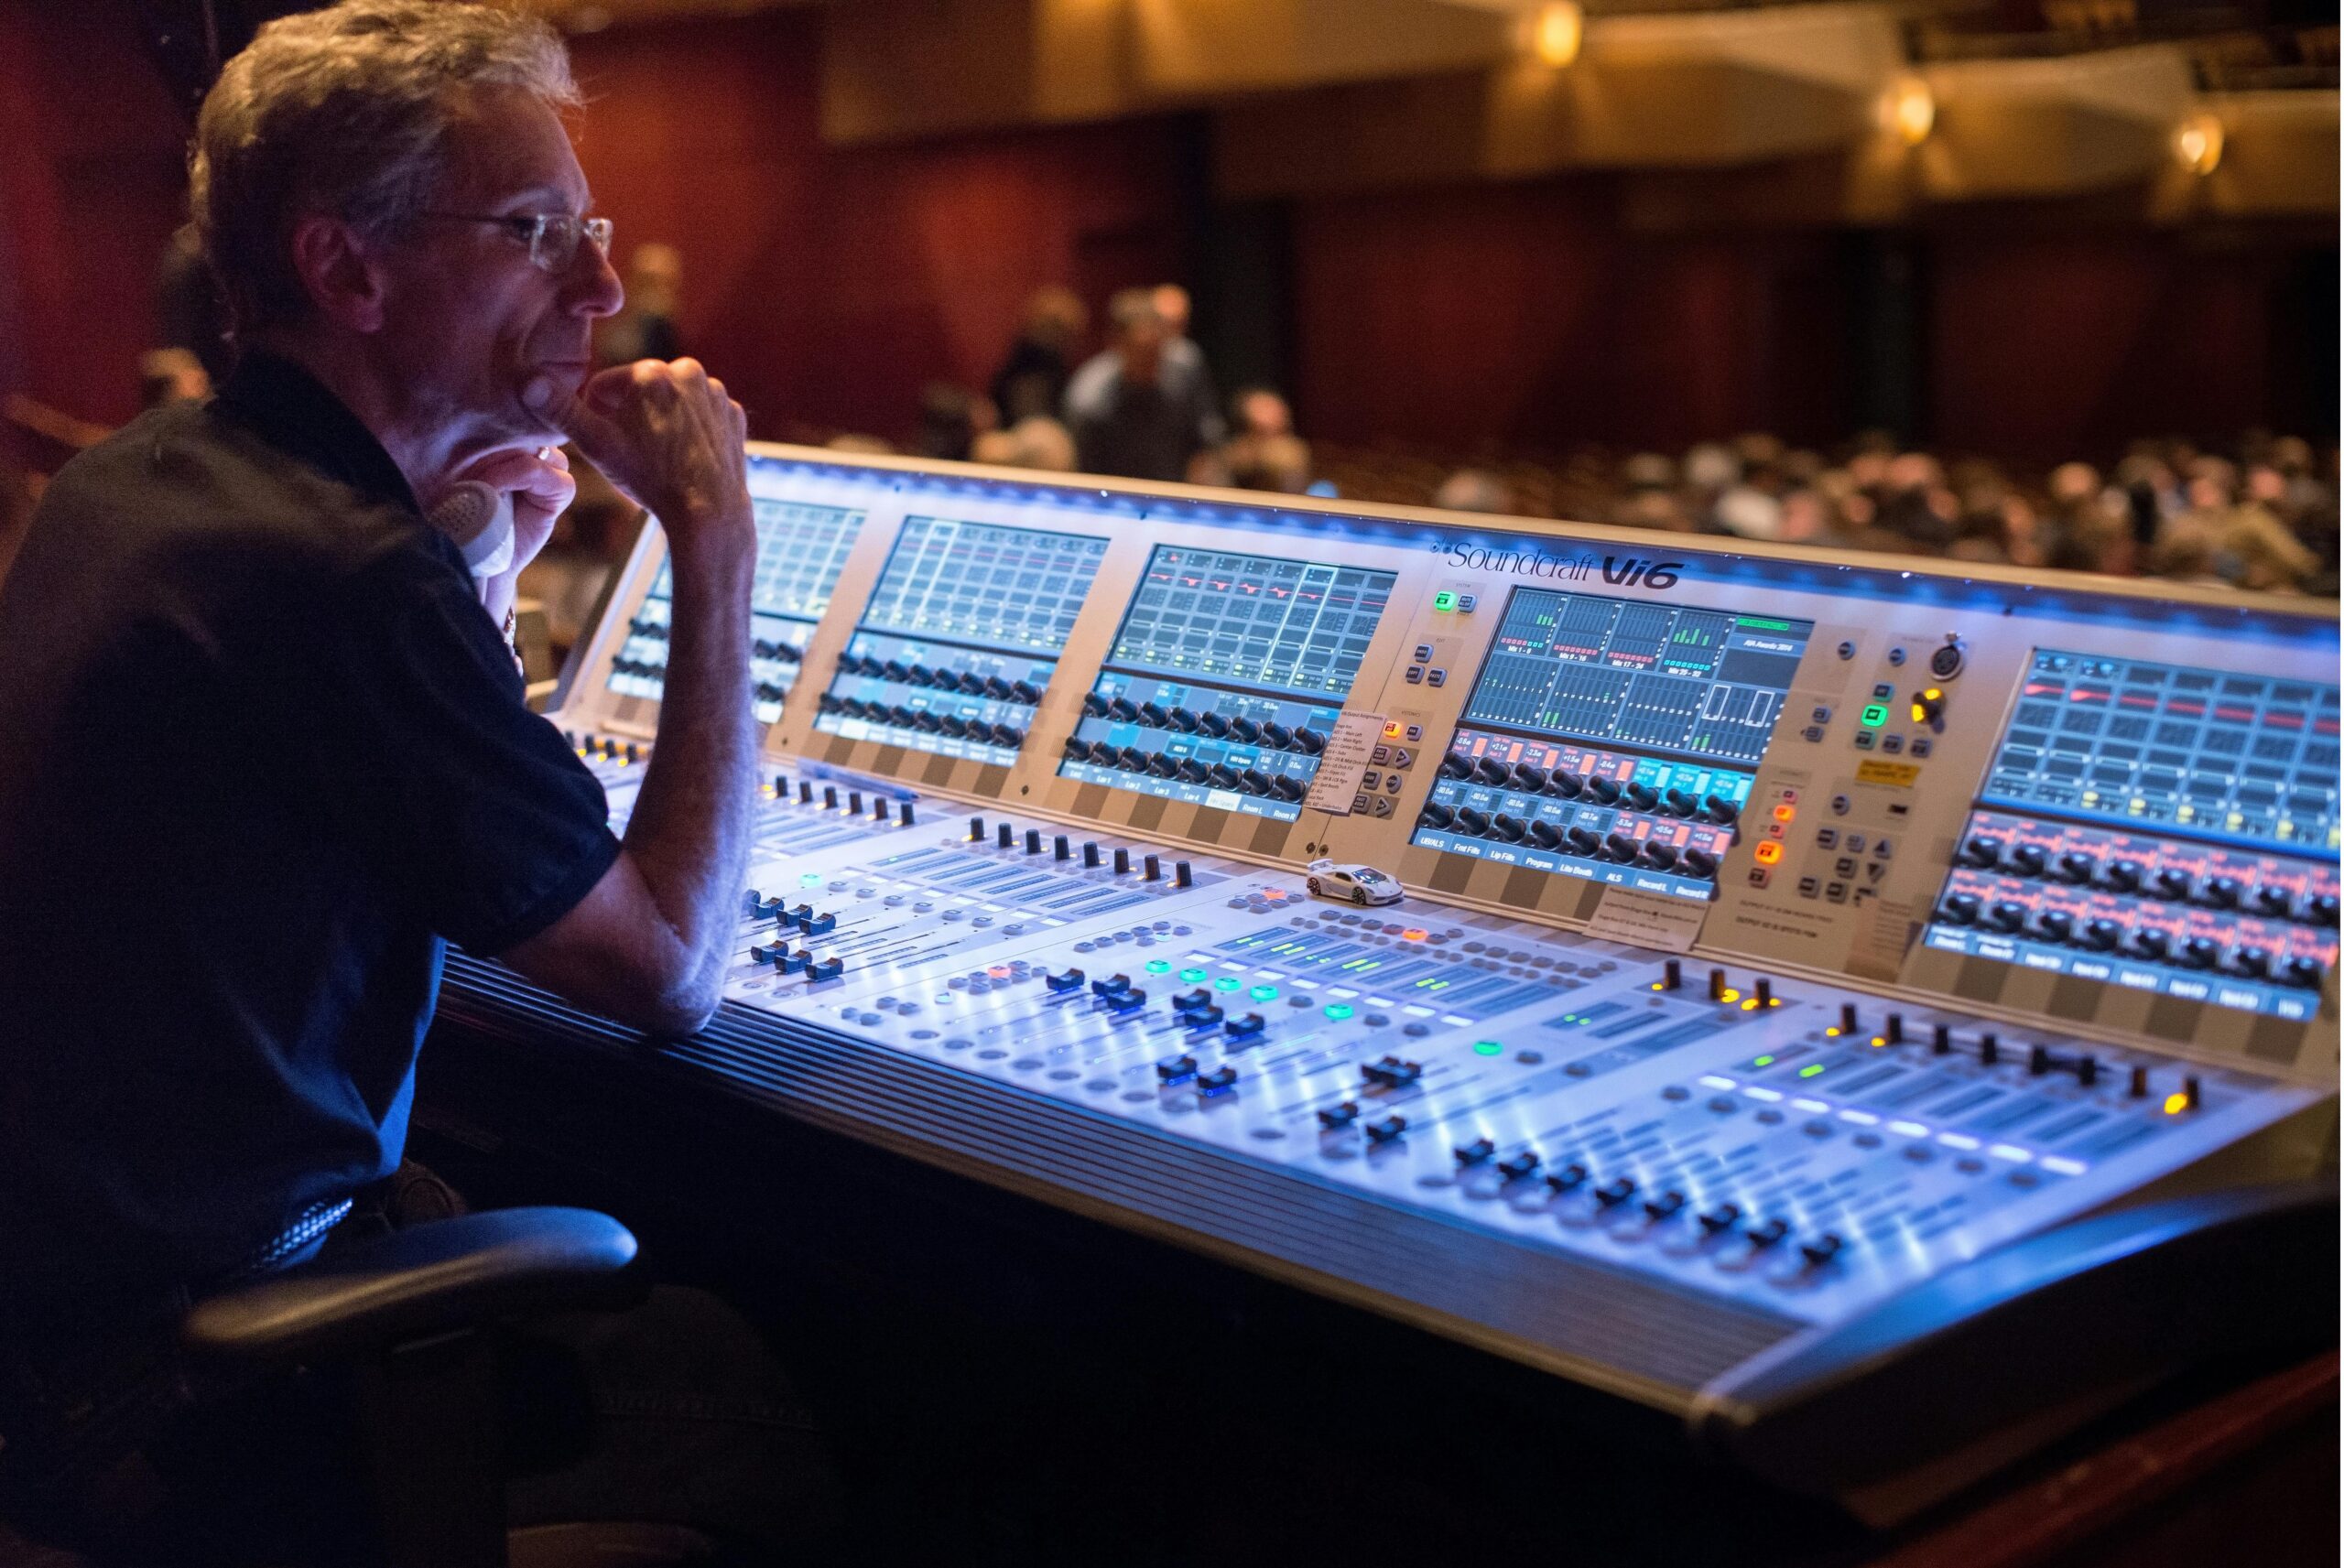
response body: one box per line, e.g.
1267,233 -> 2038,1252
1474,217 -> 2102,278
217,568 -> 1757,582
180,1206 -> 640,1369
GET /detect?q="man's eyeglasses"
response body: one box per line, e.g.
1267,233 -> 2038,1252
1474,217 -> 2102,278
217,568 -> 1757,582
423,212 -> 613,274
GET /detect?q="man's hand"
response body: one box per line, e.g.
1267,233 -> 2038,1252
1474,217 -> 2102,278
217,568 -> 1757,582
540,358 -> 751,570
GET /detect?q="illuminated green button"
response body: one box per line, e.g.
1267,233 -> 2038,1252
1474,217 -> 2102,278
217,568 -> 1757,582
1323,1003 -> 1355,1021
1214,976 -> 1243,992
1249,984 -> 1279,1001
1799,1063 -> 1826,1078
1860,703 -> 1890,728
1432,590 -> 1459,611
1753,1054 -> 1775,1067
1145,959 -> 1171,975
1179,968 -> 1208,984
1472,1040 -> 1503,1057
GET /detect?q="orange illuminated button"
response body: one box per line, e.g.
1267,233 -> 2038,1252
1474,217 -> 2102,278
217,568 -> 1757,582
1753,841 -> 1784,866
1401,928 -> 1429,942
1383,720 -> 1405,739
1772,804 -> 1796,822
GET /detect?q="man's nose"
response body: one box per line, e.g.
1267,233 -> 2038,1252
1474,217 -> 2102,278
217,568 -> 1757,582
566,234 -> 624,319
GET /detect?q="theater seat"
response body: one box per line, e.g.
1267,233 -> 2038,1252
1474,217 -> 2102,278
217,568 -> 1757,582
180,1206 -> 707,1568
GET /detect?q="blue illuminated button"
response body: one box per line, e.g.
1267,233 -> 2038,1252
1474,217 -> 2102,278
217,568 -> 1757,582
1472,1040 -> 1503,1056
1323,1002 -> 1355,1022
1179,968 -> 1208,985
1214,976 -> 1243,992
1145,959 -> 1171,975
1249,984 -> 1279,1001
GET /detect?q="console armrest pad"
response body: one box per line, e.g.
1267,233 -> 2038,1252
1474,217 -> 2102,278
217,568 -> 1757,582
181,1206 -> 640,1369
1688,1183 -> 2338,1498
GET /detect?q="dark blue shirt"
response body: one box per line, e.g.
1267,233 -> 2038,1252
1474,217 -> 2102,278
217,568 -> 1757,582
0,356 -> 619,1328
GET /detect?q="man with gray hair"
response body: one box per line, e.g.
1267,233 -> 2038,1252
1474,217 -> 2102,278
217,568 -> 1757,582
0,2 -> 833,1557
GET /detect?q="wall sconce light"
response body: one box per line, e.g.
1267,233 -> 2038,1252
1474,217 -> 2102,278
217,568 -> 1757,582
2174,111 -> 2224,176
1879,73 -> 1935,146
1522,2 -> 1583,69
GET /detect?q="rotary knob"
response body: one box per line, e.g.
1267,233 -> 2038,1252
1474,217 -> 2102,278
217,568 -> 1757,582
1546,773 -> 1586,799
1510,762 -> 1549,792
2055,852 -> 2098,884
1473,757 -> 1511,786
1137,702 -> 1169,728
1987,901 -> 2027,934
1439,752 -> 1475,781
1962,836 -> 2003,869
1527,820 -> 1562,849
1227,716 -> 1261,742
1454,807 -> 1492,836
1586,776 -> 1622,805
2009,843 -> 2047,878
1198,712 -> 1232,738
1489,814 -> 1528,843
1417,802 -> 1455,830
1937,892 -> 1981,925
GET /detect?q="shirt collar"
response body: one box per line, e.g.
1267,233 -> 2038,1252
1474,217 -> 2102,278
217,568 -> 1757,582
216,351 -> 421,517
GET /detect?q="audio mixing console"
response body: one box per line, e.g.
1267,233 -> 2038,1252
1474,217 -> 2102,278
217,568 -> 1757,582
444,449 -> 2338,1510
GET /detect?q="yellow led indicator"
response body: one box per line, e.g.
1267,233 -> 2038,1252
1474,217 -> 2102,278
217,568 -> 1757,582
1741,999 -> 1759,1011
2163,1092 -> 2189,1115
1720,988 -> 1742,1003
1825,1027 -> 1841,1037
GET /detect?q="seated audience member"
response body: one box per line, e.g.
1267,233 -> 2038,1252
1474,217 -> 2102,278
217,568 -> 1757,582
1224,432 -> 1314,495
1064,288 -> 1218,482
1434,468 -> 1517,515
1229,384 -> 1292,442
0,4 -> 838,1560
971,414 -> 1078,473
989,285 -> 1087,425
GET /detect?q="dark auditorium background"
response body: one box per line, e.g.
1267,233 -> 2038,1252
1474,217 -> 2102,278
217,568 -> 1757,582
0,0 -> 2333,466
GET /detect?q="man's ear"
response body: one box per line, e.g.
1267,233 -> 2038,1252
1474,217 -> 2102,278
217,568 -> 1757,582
287,212 -> 388,333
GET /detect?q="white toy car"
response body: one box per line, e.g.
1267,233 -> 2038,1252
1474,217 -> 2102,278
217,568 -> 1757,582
1306,859 -> 1403,906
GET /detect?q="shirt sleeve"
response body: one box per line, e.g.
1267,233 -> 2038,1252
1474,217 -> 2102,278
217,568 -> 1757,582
320,547 -> 620,957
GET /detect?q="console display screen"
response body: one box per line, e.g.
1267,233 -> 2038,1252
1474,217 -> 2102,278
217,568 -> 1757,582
1981,651 -> 2339,855
1414,589 -> 1814,902
1058,546 -> 1398,823
812,518 -> 1109,767
1924,650 -> 2339,1021
607,497 -> 865,724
